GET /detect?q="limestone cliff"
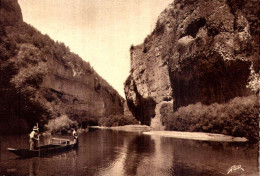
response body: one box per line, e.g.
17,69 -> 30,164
125,0 -> 259,130
0,0 -> 124,134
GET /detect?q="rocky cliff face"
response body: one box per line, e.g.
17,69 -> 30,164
125,0 -> 259,128
0,0 -> 124,134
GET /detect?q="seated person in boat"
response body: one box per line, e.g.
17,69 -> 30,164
29,126 -> 39,150
72,128 -> 79,145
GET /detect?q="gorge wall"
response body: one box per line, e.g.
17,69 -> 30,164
0,0 -> 124,134
124,0 -> 259,130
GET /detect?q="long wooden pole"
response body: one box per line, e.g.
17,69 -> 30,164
36,123 -> 40,156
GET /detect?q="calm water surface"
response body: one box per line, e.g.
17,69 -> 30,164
0,129 -> 258,176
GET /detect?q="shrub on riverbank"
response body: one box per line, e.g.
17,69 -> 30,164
98,115 -> 138,127
45,115 -> 78,134
164,95 -> 259,141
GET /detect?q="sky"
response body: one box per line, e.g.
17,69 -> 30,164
18,0 -> 172,97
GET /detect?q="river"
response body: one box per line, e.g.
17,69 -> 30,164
0,129 -> 258,176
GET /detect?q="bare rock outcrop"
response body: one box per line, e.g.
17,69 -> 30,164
125,0 -> 259,128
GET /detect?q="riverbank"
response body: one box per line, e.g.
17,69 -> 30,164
90,125 -> 248,142
143,131 -> 248,142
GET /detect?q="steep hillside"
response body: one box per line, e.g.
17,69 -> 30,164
0,0 -> 124,134
124,0 -> 259,139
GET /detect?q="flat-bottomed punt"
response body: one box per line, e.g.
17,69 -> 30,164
7,138 -> 78,158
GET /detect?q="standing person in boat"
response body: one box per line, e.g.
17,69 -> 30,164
72,128 -> 79,147
29,126 -> 39,150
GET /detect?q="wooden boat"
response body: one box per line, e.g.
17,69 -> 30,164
7,138 -> 78,158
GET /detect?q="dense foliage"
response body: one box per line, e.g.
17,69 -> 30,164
45,115 -> 78,134
98,115 -> 138,127
163,95 -> 259,141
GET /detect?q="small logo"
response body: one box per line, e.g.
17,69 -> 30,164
227,165 -> 244,174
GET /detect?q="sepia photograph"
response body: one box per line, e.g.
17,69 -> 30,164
0,0 -> 259,175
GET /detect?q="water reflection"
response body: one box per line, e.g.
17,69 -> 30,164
0,130 -> 258,176
124,134 -> 155,175
29,158 -> 39,176
100,134 -> 258,176
162,138 -> 258,176
71,149 -> 78,167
